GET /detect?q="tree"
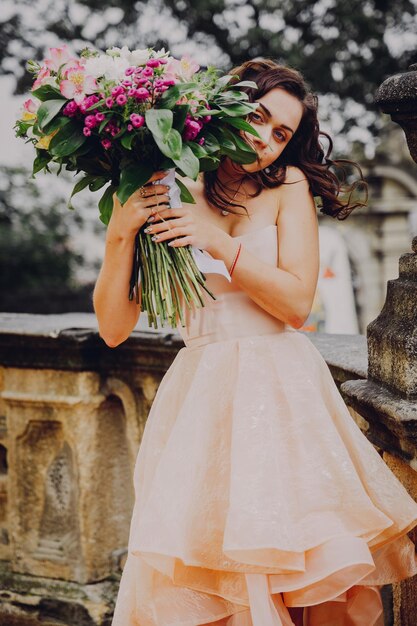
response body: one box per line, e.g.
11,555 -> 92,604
0,165 -> 96,313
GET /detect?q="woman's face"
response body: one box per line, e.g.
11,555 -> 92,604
240,87 -> 304,173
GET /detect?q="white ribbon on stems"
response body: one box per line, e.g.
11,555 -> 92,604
153,169 -> 232,282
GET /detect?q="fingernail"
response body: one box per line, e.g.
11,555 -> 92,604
147,216 -> 154,222
151,235 -> 159,241
144,227 -> 151,233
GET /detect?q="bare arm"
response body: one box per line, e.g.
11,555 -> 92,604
93,171 -> 170,347
209,167 -> 320,328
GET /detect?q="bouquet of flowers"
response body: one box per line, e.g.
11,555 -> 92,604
14,44 -> 261,329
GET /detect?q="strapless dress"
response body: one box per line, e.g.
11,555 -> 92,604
111,225 -> 417,626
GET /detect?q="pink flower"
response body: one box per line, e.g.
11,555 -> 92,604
184,119 -> 202,141
63,100 -> 78,117
127,88 -> 137,97
161,73 -> 176,87
105,97 -> 114,108
135,88 -> 150,100
32,66 -> 51,91
203,114 -> 212,123
101,138 -> 112,150
198,137 -> 205,145
125,67 -> 136,76
60,68 -> 97,104
134,76 -> 148,85
129,113 -> 145,128
44,45 -> 73,72
127,124 -> 133,131
84,115 -> 97,128
83,127 -> 92,136
23,98 -> 39,114
110,126 -> 120,137
116,94 -> 127,106
95,112 -> 105,122
146,59 -> 160,68
142,67 -> 154,77
111,86 -> 124,98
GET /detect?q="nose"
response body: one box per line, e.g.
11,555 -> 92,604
254,125 -> 272,149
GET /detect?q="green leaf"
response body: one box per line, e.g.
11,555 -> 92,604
145,108 -> 173,139
49,122 -> 87,158
31,85 -> 66,102
199,156 -> 220,171
37,99 -> 66,130
68,174 -> 96,209
32,151 -> 52,176
157,85 -> 181,110
43,115 -> 71,135
121,133 -> 135,150
229,80 -> 258,89
202,131 -> 220,153
222,146 -> 258,164
218,103 -> 256,117
172,104 -> 190,133
175,178 -> 196,204
89,176 -> 107,192
186,141 -> 207,159
153,127 -> 182,160
117,163 -> 154,205
172,143 -> 200,179
221,116 -> 262,139
99,184 -> 117,226
222,127 -> 257,153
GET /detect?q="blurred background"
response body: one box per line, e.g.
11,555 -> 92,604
1,0 -> 417,334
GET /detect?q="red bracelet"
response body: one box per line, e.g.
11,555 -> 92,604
229,242 -> 242,276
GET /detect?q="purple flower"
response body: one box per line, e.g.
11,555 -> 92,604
129,113 -> 145,128
63,100 -> 78,117
116,94 -> 127,106
135,88 -> 150,100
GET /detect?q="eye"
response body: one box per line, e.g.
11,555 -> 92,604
274,130 -> 286,141
250,112 -> 262,122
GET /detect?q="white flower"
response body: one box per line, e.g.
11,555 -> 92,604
130,48 -> 151,65
84,53 -> 129,81
106,45 -> 150,66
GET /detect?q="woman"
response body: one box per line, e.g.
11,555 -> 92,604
94,60 -> 417,626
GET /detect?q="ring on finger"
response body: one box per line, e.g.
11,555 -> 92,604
139,186 -> 146,198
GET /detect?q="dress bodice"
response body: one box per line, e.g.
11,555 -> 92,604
177,224 -> 296,348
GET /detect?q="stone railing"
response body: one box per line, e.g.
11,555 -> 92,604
0,313 -> 372,625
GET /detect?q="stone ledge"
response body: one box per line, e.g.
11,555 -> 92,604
0,314 -> 367,383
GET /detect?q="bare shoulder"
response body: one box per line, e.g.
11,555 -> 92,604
283,165 -> 309,185
276,165 -> 315,223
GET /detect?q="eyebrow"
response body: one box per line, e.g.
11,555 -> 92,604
256,102 -> 295,135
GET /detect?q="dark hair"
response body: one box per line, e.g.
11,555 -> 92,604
203,59 -> 368,220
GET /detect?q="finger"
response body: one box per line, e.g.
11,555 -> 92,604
151,206 -> 186,221
142,193 -> 171,209
167,236 -> 193,247
147,170 -> 169,183
149,224 -> 189,242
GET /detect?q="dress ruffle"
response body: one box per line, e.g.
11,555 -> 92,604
111,331 -> 417,626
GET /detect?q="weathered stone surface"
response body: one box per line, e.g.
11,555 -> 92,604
375,64 -> 417,163
366,236 -> 417,399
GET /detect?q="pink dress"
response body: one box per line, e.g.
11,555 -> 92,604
111,224 -> 417,626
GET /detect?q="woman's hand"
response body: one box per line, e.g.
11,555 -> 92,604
106,170 -> 171,241
142,205 -> 229,256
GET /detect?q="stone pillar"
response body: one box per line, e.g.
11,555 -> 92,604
342,64 -> 417,626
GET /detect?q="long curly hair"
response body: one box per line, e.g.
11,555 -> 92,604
203,59 -> 368,220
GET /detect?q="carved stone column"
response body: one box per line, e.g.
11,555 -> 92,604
342,64 -> 417,626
